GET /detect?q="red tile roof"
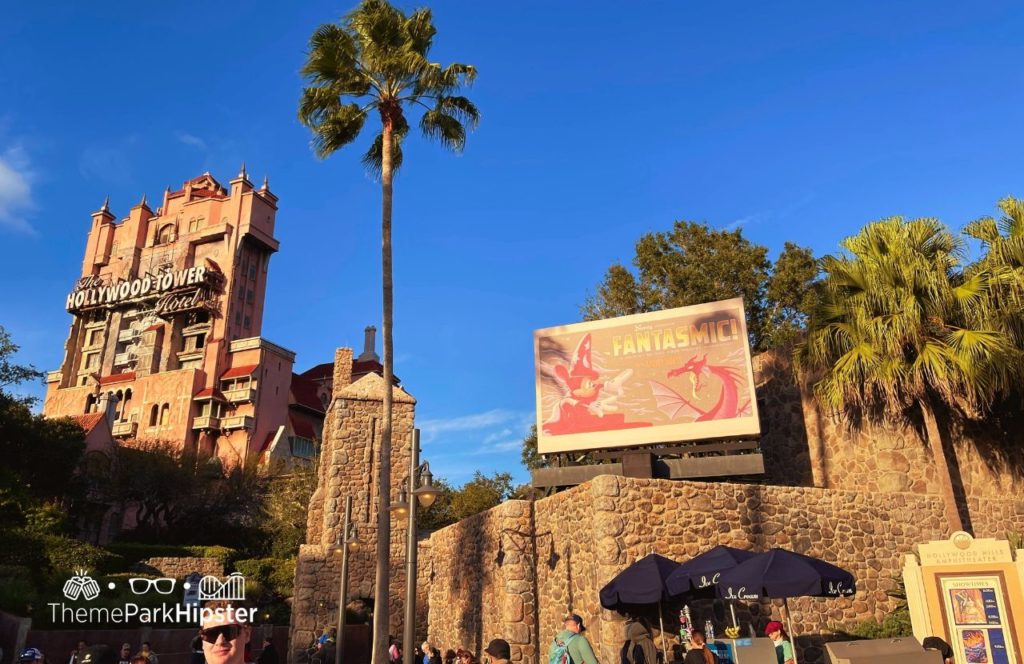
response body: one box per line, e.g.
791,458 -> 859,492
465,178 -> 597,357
221,365 -> 258,380
70,413 -> 106,434
194,387 -> 227,401
299,359 -> 400,384
299,363 -> 332,381
290,373 -> 325,413
289,415 -> 316,440
99,372 -> 135,385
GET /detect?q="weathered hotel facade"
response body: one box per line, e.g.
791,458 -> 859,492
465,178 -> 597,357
43,168 -> 386,469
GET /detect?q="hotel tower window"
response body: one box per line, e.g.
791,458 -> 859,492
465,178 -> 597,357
81,351 -> 100,371
157,224 -> 176,245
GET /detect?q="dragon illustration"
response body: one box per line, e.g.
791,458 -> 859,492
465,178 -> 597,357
649,349 -> 751,421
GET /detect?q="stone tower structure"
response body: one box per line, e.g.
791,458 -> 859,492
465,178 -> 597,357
291,346 -> 418,655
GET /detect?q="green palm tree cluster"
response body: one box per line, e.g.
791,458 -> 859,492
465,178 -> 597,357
797,208 -> 1024,532
298,2 -> 478,663
964,197 -> 1024,350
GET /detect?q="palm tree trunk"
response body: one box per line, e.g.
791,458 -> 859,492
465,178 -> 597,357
919,398 -> 965,534
371,116 -> 395,664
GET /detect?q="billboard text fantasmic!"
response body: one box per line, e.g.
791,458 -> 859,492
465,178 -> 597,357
534,298 -> 760,454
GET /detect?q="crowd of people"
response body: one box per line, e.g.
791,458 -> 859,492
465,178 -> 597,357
304,613 -> 594,664
16,605 -> 957,664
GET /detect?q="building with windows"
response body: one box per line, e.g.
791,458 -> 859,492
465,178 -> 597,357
43,168 -> 391,470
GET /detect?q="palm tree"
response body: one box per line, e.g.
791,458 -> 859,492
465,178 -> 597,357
964,196 -> 1024,352
795,217 -> 1017,533
298,2 -> 478,662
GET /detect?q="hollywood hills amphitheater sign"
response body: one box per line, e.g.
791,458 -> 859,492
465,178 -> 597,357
66,266 -> 224,318
534,298 -> 761,456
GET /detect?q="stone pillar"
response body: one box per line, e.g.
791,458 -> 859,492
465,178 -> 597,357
290,349 -> 417,662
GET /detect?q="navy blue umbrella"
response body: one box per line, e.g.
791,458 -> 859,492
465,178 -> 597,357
715,548 -> 856,601
600,553 -> 680,661
665,545 -> 758,597
599,553 -> 680,610
715,548 -> 856,664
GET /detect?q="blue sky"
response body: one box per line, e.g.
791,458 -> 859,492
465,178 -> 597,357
2,1 -> 1023,486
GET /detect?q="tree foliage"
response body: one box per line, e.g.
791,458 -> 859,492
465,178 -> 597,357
0,325 -> 43,404
765,242 -> 820,347
105,441 -> 268,550
262,462 -> 319,558
963,196 -> 1024,356
796,216 -> 1020,418
450,471 -> 513,520
298,0 -> 479,172
582,222 -> 818,351
416,472 -> 514,531
520,424 -> 544,470
795,215 -> 1024,531
299,4 -> 478,656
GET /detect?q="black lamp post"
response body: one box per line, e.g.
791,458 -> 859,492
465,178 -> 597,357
390,429 -> 440,664
333,495 -> 360,664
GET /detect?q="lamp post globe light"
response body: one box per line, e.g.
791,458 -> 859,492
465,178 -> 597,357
334,496 -> 360,664
387,430 -> 438,664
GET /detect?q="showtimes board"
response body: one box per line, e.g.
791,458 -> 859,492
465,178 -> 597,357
533,298 -> 760,454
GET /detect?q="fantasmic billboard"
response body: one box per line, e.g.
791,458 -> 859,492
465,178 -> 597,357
534,298 -> 760,454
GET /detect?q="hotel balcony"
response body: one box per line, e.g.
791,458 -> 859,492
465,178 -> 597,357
112,421 -> 137,438
113,351 -> 136,366
223,387 -> 257,404
192,415 -> 221,431
221,415 -> 254,431
117,328 -> 140,343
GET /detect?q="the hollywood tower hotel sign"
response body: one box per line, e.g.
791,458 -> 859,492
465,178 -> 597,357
44,167 -> 296,463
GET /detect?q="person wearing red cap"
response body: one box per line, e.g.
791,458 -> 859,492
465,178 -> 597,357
764,622 -> 793,664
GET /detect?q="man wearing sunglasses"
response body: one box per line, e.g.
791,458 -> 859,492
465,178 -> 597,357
200,600 -> 252,664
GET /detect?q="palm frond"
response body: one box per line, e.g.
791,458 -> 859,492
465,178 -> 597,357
433,95 -> 480,129
998,196 -> 1024,238
420,108 -> 467,152
405,7 -> 436,55
309,103 -> 368,159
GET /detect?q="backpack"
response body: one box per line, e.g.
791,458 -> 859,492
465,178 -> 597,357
549,634 -> 577,664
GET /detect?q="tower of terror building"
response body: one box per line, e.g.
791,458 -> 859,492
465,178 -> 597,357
43,167 -> 302,464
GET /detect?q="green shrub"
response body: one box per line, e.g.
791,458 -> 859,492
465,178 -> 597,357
193,545 -> 240,568
840,609 -> 913,639
0,529 -> 46,569
23,503 -> 72,536
105,542 -> 240,568
43,534 -> 124,574
105,542 -> 193,562
234,557 -> 296,597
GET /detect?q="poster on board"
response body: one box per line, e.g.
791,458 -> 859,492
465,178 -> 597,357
533,298 -> 760,454
940,575 -> 1017,664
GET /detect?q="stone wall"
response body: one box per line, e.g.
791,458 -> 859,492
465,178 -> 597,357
129,556 -> 224,578
753,349 -> 1024,533
426,475 -> 956,664
290,346 -> 419,660
425,501 -> 536,662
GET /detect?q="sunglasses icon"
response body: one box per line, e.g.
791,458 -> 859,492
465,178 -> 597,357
128,577 -> 176,595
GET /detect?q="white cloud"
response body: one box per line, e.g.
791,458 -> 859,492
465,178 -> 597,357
725,213 -> 764,231
0,145 -> 37,235
176,132 -> 208,151
418,408 -> 523,441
